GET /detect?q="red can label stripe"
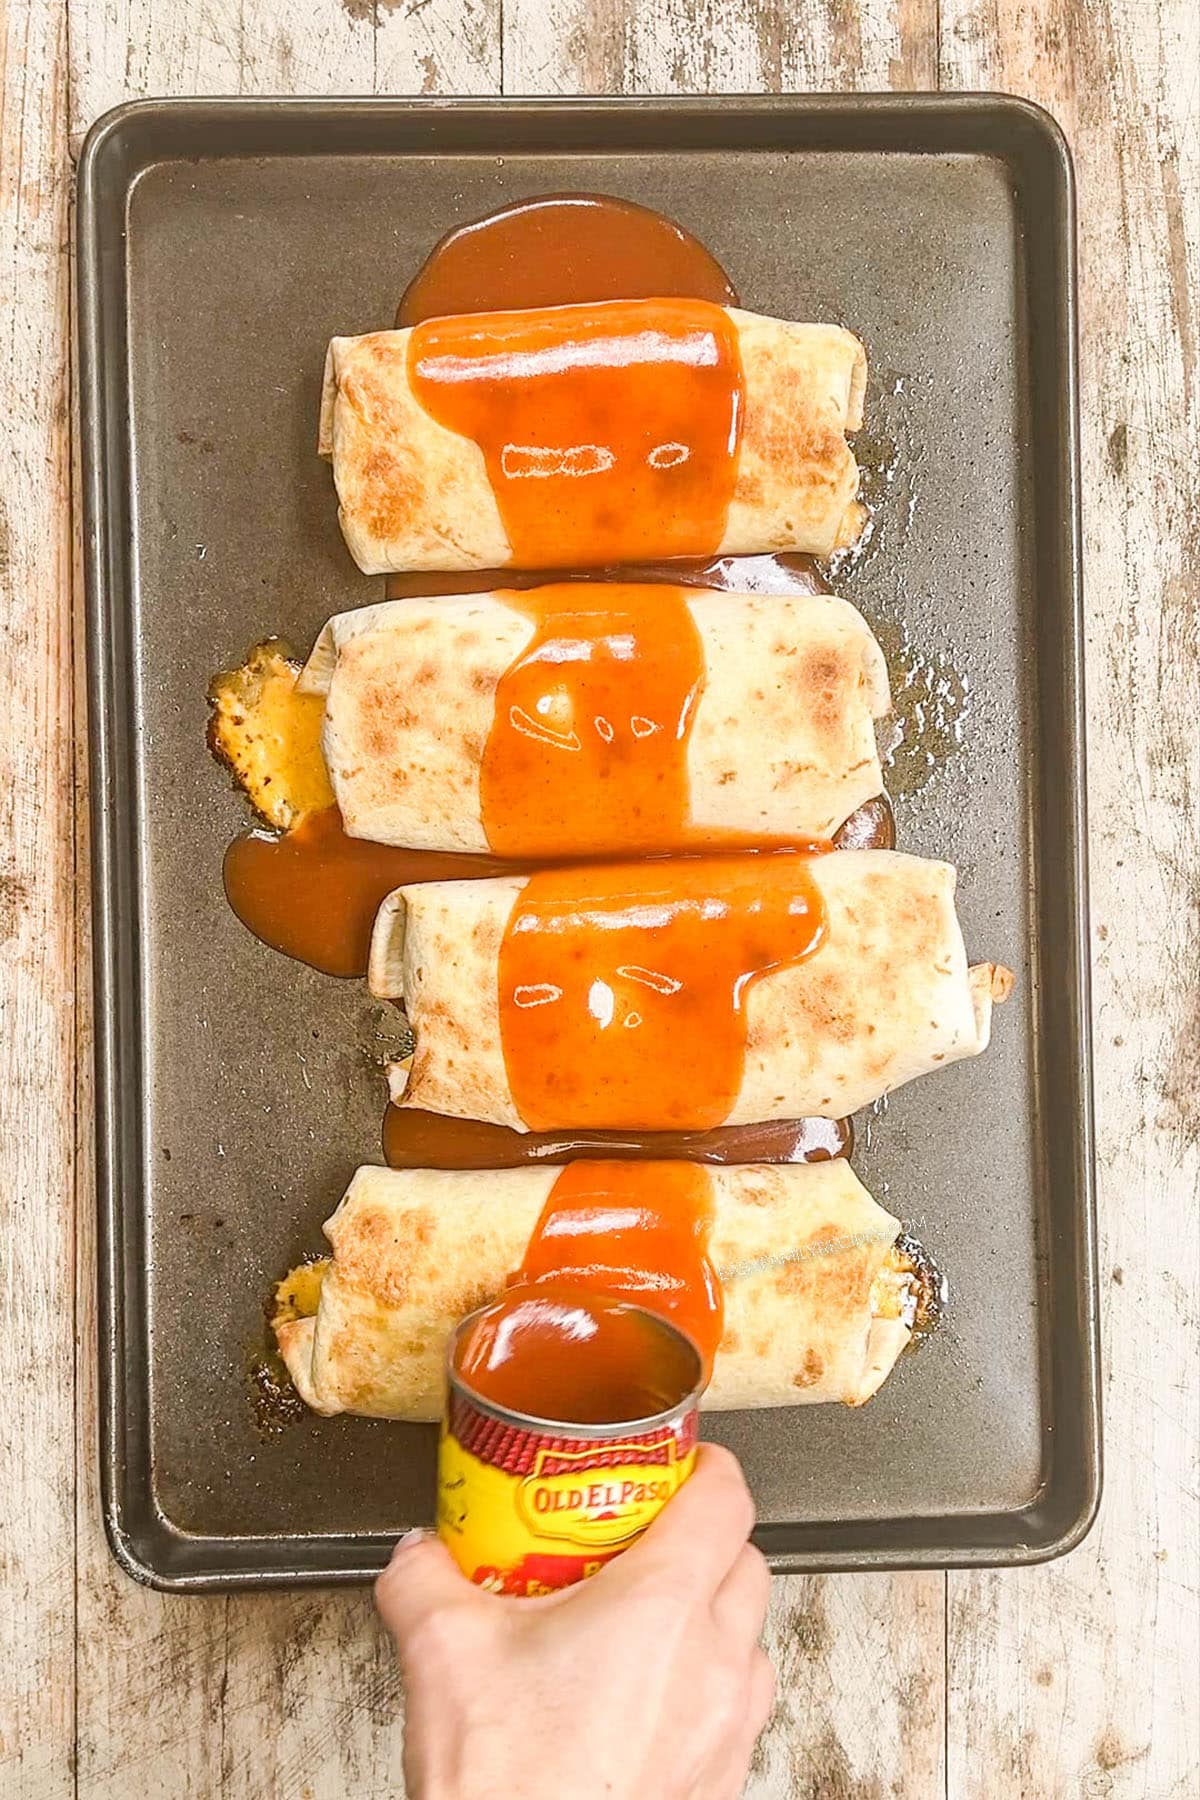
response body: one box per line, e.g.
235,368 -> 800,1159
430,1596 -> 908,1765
448,1389 -> 698,1477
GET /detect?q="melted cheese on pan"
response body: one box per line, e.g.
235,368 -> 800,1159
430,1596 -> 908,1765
273,1257 -> 331,1326
208,642 -> 333,830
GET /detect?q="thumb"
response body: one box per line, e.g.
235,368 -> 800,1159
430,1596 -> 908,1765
375,1531 -> 475,1645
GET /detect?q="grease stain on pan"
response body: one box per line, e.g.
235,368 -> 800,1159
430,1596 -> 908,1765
828,367 -> 971,799
829,366 -> 922,583
248,1350 -> 306,1436
874,619 -> 972,797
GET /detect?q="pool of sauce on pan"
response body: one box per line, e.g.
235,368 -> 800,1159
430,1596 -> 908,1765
454,1160 -> 719,1421
223,192 -> 890,1166
396,192 -> 739,321
383,1105 -> 853,1169
222,805 -> 522,980
223,793 -> 890,984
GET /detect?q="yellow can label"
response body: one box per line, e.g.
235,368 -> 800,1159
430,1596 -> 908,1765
438,1395 -> 697,1596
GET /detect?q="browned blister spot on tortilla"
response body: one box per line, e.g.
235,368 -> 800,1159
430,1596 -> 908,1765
791,1347 -> 825,1389
328,1202 -> 434,1308
359,443 -> 423,548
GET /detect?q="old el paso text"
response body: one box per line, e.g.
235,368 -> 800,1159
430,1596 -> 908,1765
529,1475 -> 671,1515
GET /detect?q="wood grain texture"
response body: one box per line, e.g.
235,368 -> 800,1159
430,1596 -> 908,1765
0,0 -> 1190,1793
503,0 -> 936,93
0,0 -> 76,1794
65,11 -> 416,1798
66,0 -> 375,144
939,3 -> 1200,1798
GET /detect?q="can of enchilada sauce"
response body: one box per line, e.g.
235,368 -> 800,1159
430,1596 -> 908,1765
437,1289 -> 704,1596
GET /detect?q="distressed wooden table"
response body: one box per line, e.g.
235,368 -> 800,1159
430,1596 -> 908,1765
2,0 -> 1197,1794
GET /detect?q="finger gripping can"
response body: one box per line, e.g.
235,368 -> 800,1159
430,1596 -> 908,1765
438,1297 -> 703,1596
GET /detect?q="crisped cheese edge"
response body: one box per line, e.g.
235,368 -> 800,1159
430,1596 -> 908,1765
207,642 -> 334,830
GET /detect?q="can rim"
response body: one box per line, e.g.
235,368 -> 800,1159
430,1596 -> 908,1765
445,1294 -> 705,1440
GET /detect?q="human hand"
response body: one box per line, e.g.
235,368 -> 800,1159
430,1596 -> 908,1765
376,1443 -> 774,1800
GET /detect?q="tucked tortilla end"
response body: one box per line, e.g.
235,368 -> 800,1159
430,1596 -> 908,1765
387,1058 -> 412,1104
368,889 -> 411,998
852,1316 -> 913,1405
274,1316 -> 339,1414
987,963 -> 1016,1003
273,1259 -> 339,1414
295,619 -> 338,696
833,498 -> 868,550
207,642 -> 334,830
317,339 -> 338,458
967,960 -> 1013,1055
846,334 -> 868,433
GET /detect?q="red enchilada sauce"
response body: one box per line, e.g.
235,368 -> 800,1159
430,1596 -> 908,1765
481,583 -> 704,858
408,298 -> 744,568
499,854 -> 828,1132
222,805 -> 518,979
454,1161 -> 720,1420
222,797 -> 887,982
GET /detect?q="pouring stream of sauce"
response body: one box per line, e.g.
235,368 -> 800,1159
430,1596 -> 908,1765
454,1161 -> 718,1421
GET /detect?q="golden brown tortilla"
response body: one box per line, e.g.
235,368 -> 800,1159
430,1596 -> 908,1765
274,1162 -> 921,1419
368,851 -> 1009,1130
319,310 -> 867,572
297,588 -> 890,851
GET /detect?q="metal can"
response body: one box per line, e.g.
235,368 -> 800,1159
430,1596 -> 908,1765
437,1300 -> 703,1596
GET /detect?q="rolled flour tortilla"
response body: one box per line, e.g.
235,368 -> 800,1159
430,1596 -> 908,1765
274,1161 -> 920,1419
368,850 -> 1009,1130
319,308 -> 867,572
297,588 -> 890,851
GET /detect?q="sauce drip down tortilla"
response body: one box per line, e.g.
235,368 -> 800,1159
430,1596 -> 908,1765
480,583 -> 705,857
499,855 -> 828,1131
408,298 -> 745,567
456,1162 -> 719,1421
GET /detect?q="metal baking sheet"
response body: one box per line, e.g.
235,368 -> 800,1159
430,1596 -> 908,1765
77,95 -> 1097,1589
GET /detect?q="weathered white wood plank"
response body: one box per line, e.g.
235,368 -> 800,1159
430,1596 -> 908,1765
66,0 -> 377,145
502,0 -> 935,95
375,0 -> 500,96
747,1574 -> 946,1799
940,2 -> 1200,1796
67,7 -> 501,1797
0,0 -> 77,1794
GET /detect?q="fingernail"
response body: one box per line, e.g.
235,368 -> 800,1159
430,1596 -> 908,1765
391,1527 -> 429,1558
